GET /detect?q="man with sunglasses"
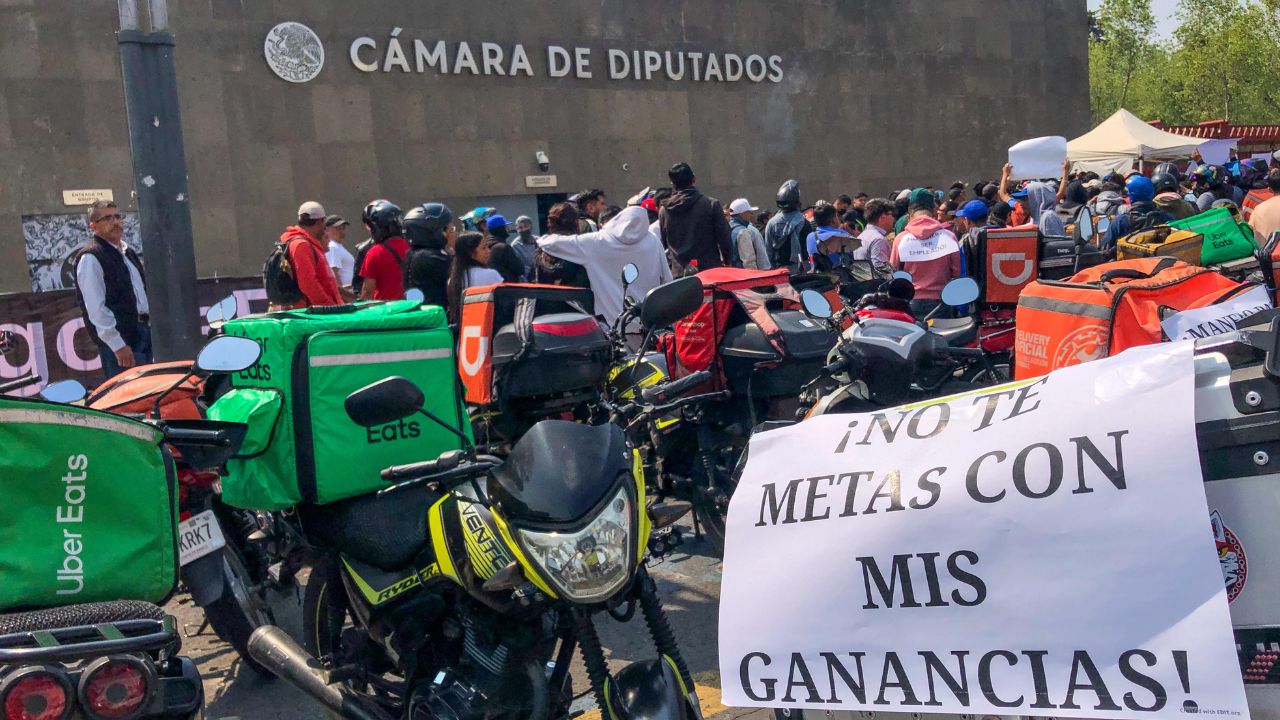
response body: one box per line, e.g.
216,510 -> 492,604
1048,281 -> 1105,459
73,200 -> 151,381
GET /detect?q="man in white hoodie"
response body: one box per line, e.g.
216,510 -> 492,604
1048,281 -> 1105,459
537,206 -> 674,327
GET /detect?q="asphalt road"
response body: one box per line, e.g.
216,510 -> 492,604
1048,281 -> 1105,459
169,522 -> 769,720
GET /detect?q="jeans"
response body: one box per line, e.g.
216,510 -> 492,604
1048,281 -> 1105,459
910,299 -> 945,320
95,323 -> 152,384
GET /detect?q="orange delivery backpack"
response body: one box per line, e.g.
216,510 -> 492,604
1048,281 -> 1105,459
1014,257 -> 1249,379
86,360 -> 204,419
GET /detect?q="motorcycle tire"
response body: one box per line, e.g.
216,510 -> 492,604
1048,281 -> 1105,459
694,458 -> 740,556
302,558 -> 368,720
202,544 -> 275,677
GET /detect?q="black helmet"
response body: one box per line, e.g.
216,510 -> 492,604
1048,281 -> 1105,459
403,203 -> 453,249
1153,162 -> 1181,182
776,179 -> 801,211
1151,171 -> 1179,195
362,199 -> 403,240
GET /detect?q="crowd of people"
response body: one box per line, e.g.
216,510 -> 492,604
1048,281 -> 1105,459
256,153 -> 1280,332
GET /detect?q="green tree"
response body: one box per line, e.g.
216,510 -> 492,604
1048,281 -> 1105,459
1089,0 -> 1159,122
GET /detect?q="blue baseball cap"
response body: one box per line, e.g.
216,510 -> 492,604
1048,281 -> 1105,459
486,214 -> 512,231
957,200 -> 990,221
1010,188 -> 1029,199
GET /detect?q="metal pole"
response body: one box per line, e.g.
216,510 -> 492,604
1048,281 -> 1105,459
117,0 -> 199,360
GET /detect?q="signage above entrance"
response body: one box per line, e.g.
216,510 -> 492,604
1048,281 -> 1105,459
525,175 -> 558,189
61,189 -> 114,206
262,23 -> 783,84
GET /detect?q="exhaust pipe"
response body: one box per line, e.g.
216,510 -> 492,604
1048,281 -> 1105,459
248,625 -> 392,720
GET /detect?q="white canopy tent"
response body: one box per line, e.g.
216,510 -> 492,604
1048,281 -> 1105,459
1067,109 -> 1211,175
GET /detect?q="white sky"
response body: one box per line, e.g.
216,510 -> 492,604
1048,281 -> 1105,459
1087,0 -> 1181,38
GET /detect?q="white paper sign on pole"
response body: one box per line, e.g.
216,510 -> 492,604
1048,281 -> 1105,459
719,342 -> 1248,720
1161,286 -> 1273,341
1008,136 -> 1067,181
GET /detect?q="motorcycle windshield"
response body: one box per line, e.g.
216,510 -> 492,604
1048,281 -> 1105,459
488,420 -> 630,527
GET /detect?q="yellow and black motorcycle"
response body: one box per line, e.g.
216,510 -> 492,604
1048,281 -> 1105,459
248,280 -> 710,720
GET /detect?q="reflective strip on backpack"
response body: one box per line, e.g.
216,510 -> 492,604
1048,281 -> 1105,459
309,348 -> 452,367
0,408 -> 157,441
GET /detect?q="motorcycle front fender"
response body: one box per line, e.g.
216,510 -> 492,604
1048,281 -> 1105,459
605,658 -> 697,720
182,549 -> 229,606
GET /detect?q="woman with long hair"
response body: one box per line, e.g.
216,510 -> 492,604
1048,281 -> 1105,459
532,202 -> 590,288
447,231 -> 503,323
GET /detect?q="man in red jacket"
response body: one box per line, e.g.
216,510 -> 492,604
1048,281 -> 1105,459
276,201 -> 342,309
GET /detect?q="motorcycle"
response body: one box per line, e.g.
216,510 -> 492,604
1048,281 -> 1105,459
85,298 -> 279,675
795,276 -> 1007,419
0,334 -> 262,720
245,275 -> 709,720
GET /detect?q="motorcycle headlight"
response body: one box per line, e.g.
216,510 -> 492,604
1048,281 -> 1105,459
517,486 -> 634,603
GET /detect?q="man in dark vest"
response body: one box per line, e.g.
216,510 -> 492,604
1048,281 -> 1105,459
74,200 -> 150,382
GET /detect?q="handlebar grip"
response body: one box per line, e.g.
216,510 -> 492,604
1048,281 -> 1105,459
380,449 -> 464,483
823,358 -> 849,375
641,370 -> 712,404
163,427 -> 228,445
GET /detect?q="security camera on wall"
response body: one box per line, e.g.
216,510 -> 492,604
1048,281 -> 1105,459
536,150 -> 550,173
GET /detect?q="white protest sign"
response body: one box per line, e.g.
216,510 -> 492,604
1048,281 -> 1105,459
1009,136 -> 1067,181
1161,286 -> 1272,341
719,342 -> 1248,720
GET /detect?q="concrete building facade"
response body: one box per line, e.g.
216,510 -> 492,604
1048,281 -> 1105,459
0,0 -> 1090,294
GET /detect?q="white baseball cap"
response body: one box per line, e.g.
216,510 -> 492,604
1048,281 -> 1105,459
297,201 -> 326,220
729,198 -> 758,215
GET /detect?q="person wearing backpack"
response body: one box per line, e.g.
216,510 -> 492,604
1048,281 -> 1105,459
265,201 -> 342,310
358,199 -> 410,301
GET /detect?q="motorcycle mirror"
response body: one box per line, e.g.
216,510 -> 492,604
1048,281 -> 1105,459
195,336 -> 263,373
940,277 -> 980,307
1096,217 -> 1111,238
640,276 -> 703,329
39,379 -> 87,404
205,295 -> 238,329
1078,208 -> 1095,244
892,270 -> 913,283
404,288 -> 425,304
798,289 -> 833,319
344,376 -> 425,427
621,263 -> 639,287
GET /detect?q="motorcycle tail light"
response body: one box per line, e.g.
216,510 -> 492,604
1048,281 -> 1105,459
1,668 -> 71,720
78,658 -> 151,720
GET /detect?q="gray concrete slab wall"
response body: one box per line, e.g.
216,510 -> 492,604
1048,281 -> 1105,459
0,0 -> 1089,294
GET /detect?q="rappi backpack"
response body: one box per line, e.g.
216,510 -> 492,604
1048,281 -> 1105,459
262,238 -> 316,306
1014,257 -> 1250,379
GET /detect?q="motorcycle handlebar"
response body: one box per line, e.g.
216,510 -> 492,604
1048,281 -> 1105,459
0,374 -> 42,395
381,449 -> 464,482
640,370 -> 711,404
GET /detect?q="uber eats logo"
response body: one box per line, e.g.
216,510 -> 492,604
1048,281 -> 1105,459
366,418 -> 421,444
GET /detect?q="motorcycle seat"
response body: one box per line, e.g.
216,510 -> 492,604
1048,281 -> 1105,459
300,482 -> 440,572
930,317 -> 978,347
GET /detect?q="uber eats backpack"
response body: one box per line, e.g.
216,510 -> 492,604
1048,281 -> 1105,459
263,238 -> 318,306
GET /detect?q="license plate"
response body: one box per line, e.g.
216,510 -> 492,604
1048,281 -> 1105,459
178,510 -> 227,566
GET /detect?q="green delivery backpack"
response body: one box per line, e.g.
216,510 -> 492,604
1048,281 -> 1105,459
1169,206 -> 1258,266
208,300 -> 471,510
0,396 -> 178,610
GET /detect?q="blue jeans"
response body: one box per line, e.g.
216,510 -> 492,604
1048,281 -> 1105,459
95,323 -> 152,384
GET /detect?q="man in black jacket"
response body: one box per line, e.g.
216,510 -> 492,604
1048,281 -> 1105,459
74,200 -> 151,381
658,163 -> 733,273
402,203 -> 456,312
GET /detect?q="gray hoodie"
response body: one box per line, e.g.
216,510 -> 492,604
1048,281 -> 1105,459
1024,182 -> 1066,237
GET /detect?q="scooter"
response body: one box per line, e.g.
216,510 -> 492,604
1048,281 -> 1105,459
246,275 -> 710,720
0,334 -> 262,720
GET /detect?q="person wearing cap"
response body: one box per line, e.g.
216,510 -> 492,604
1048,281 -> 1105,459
853,198 -> 895,267
805,203 -> 858,270
323,215 -> 356,292
1104,176 -> 1171,249
75,199 -> 150,380
953,200 -> 990,247
510,215 -> 539,278
275,201 -> 342,310
729,198 -> 770,270
484,214 -> 526,282
895,189 -> 935,234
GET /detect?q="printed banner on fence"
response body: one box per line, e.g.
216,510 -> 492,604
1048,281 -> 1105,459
0,277 -> 266,393
718,342 -> 1248,720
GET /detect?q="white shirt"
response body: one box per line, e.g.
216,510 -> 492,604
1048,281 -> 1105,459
327,241 -> 356,286
465,267 -> 504,289
75,241 -> 149,352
